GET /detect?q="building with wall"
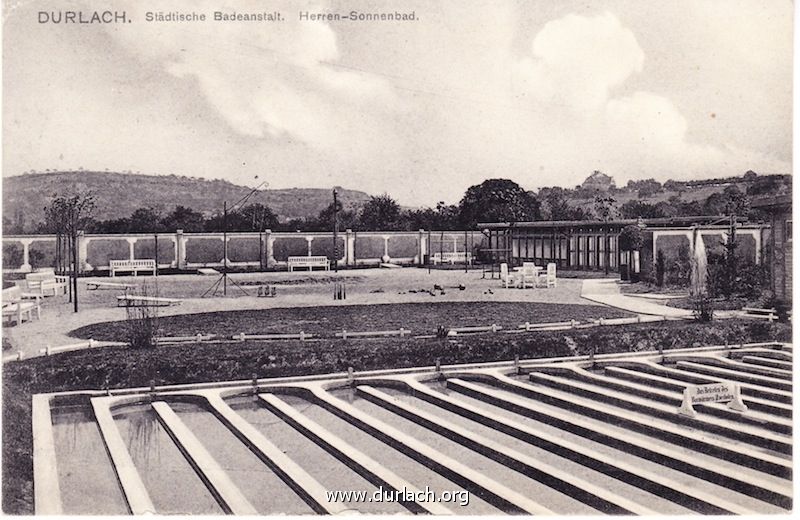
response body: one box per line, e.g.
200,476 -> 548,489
480,216 -> 767,275
752,194 -> 792,302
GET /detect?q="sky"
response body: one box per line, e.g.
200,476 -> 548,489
2,0 -> 793,206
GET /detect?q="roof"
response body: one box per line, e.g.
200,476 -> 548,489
478,215 -> 753,230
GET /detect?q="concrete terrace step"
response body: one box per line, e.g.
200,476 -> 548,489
151,402 -> 258,515
628,361 -> 793,404
258,393 -> 453,515
303,386 -> 554,514
355,385 -> 658,515
440,378 -> 792,509
679,355 -> 793,380
675,361 -> 792,392
90,398 -> 156,515
393,380 -> 787,512
199,393 -> 347,514
526,371 -> 792,455
449,375 -> 791,478
542,366 -> 792,433
603,365 -> 793,418
742,355 -> 793,371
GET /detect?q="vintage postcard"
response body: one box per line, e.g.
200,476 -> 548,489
1,0 -> 793,515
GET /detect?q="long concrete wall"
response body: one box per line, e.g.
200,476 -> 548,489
2,229 -> 486,273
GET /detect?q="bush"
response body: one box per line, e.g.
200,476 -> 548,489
690,293 -> 714,322
666,244 -> 692,287
655,250 -> 666,287
124,285 -> 160,349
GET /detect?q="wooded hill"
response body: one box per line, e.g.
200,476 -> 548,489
2,171 -> 371,231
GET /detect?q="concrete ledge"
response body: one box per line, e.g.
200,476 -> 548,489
533,367 -> 792,436
91,397 -> 156,514
450,375 -> 792,479
357,385 -> 657,515
686,356 -> 793,380
32,394 -> 63,515
675,361 -> 792,391
259,393 -> 453,515
631,361 -> 793,404
741,355 -> 793,370
441,378 -> 790,510
200,393 -> 346,515
306,386 -> 554,514
604,365 -> 793,418
151,402 -> 258,515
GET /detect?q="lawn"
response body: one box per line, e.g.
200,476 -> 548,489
71,302 -> 632,341
3,316 -> 791,514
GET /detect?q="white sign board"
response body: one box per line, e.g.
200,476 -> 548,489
678,381 -> 747,417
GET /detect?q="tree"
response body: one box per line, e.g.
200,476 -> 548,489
315,201 -> 357,232
45,192 -> 96,312
593,195 -> 617,221
620,200 -> 665,219
240,203 -> 280,231
161,205 -> 205,232
539,187 -> 587,221
458,179 -> 540,227
359,194 -> 402,230
128,207 -> 165,233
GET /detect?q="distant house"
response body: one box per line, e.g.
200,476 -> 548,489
581,170 -> 616,191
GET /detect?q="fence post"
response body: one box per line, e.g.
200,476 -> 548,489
300,331 -> 306,341
341,329 -> 347,340
347,366 -> 354,385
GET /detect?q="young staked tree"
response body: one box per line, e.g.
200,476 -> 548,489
45,192 -> 96,312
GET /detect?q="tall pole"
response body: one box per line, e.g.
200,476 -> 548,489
223,200 -> 228,296
333,189 -> 339,273
72,231 -> 78,313
464,228 -> 468,273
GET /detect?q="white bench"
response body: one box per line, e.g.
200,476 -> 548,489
109,259 -> 157,277
287,256 -> 330,272
432,252 -> 472,265
25,270 -> 69,296
2,286 -> 42,325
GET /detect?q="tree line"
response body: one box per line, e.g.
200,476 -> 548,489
11,173 -> 787,236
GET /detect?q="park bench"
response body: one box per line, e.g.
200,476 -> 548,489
287,256 -> 330,272
741,307 -> 791,322
2,286 -> 42,325
117,295 -> 182,307
432,252 -> 472,265
109,259 -> 157,277
87,281 -> 137,291
25,269 -> 69,296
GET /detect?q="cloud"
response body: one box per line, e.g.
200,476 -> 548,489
107,0 -> 396,150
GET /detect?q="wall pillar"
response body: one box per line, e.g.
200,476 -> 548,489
266,229 -> 274,270
381,235 -> 391,262
417,229 -> 426,265
176,229 -> 186,270
126,237 -> 137,261
345,229 -> 354,266
19,239 -> 33,272
77,231 -> 89,272
306,237 -> 314,256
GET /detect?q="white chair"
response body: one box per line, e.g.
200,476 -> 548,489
500,263 -> 516,288
519,264 -> 537,289
538,263 -> 557,288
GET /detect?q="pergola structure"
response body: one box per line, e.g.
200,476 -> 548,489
479,215 -> 762,275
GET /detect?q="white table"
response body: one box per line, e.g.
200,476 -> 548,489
513,265 -> 542,288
